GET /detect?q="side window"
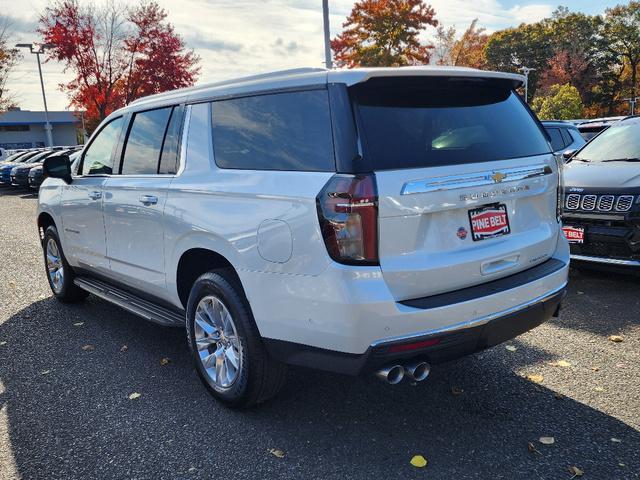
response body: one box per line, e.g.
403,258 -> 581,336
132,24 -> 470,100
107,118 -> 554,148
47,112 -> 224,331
81,117 -> 124,175
560,128 -> 574,145
159,106 -> 184,174
546,128 -> 565,152
211,89 -> 334,171
121,107 -> 173,175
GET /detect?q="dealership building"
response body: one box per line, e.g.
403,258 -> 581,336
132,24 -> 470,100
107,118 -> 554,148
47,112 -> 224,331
0,108 -> 81,149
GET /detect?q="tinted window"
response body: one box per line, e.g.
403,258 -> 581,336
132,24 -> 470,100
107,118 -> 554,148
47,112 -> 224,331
159,106 -> 184,174
352,77 -> 550,170
575,119 -> 640,162
560,128 -> 573,146
121,107 -> 173,175
546,128 -> 565,151
211,90 -> 334,171
82,117 -> 124,175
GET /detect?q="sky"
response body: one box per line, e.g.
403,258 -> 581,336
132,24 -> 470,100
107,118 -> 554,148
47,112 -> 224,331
2,0 -> 623,111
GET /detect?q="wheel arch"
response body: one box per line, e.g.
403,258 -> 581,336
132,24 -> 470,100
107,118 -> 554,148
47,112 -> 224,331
176,248 -> 244,309
37,212 -> 57,242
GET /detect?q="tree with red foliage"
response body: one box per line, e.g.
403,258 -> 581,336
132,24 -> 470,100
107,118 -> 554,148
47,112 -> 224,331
331,0 -> 438,68
39,0 -> 199,131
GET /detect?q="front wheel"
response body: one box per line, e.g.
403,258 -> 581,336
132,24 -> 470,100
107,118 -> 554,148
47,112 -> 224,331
186,270 -> 287,408
42,225 -> 88,303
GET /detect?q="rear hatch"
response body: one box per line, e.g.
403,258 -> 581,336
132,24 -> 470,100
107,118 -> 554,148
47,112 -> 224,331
351,76 -> 559,301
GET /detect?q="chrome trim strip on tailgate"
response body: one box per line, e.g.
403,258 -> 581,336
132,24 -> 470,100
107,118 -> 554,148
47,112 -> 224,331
370,282 -> 567,348
400,164 -> 552,195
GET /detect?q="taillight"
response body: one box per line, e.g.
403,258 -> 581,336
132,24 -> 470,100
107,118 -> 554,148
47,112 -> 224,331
316,173 -> 379,265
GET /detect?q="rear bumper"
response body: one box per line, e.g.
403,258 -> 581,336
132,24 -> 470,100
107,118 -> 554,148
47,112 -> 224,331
264,285 -> 566,375
243,227 -> 569,365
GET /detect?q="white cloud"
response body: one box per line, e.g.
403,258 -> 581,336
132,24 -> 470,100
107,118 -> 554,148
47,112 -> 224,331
0,0 -> 580,111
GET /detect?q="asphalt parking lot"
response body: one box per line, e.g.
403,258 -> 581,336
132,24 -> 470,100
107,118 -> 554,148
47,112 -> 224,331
0,188 -> 638,480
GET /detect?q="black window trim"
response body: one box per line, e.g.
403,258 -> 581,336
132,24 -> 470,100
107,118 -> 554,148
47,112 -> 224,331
77,115 -> 126,177
210,86 -> 337,173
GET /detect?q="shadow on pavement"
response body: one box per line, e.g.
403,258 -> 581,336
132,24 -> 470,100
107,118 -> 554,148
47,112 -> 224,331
0,295 -> 638,479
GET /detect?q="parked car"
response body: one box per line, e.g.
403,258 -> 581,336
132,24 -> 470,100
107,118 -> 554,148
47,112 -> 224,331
0,150 -> 44,185
38,67 -> 569,407
29,151 -> 81,190
0,149 -> 36,167
562,116 -> 640,271
541,121 -> 586,156
576,116 -> 625,141
11,149 -> 76,188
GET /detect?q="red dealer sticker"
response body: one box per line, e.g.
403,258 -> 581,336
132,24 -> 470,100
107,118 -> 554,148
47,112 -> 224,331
468,204 -> 511,241
562,226 -> 585,244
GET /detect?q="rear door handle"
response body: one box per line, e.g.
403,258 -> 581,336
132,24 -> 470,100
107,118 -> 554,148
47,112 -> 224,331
88,191 -> 102,200
139,194 -> 158,205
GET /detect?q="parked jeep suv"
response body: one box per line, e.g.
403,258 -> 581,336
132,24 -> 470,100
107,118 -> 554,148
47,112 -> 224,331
38,67 -> 569,407
562,116 -> 640,271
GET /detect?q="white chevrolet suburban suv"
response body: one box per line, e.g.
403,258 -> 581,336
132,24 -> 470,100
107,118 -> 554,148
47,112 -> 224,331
38,67 -> 569,407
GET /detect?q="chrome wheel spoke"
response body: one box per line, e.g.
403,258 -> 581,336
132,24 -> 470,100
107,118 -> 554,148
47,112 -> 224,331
194,294 -> 242,389
46,238 -> 64,294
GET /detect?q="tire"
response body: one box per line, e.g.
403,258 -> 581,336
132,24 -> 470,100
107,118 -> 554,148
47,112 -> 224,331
42,225 -> 88,303
186,270 -> 287,408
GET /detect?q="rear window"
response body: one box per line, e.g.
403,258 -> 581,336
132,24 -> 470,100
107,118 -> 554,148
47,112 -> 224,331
211,89 -> 334,171
351,77 -> 550,170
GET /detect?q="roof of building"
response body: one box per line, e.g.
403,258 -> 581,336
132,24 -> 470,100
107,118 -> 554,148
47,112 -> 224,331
0,109 -> 80,126
128,66 -> 526,111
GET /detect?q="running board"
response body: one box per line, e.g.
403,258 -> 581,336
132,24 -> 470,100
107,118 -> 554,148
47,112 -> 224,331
74,276 -> 185,327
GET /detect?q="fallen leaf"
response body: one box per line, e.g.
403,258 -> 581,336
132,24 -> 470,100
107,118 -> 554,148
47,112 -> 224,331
505,345 -> 517,352
120,345 -> 128,352
591,366 -> 600,372
594,386 -> 604,392
451,386 -> 464,396
527,442 -> 541,454
539,436 -> 555,445
268,448 -> 285,459
128,392 -> 141,400
8,281 -> 15,289
81,344 -> 95,351
619,463 -> 626,467
608,335 -> 624,343
526,374 -> 544,384
410,455 -> 428,468
568,466 -> 584,477
73,322 -> 84,327
553,360 -> 571,368
611,437 -> 622,443
40,370 -> 51,375
554,392 -> 565,400
0,341 -> 6,346
159,357 -> 171,366
188,467 -> 196,473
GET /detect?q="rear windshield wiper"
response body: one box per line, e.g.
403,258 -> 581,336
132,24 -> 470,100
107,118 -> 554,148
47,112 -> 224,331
601,157 -> 640,162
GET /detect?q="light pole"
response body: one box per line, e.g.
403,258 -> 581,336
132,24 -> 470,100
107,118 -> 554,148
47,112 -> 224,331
623,97 -> 639,115
322,0 -> 332,69
16,42 -> 55,147
519,66 -> 535,103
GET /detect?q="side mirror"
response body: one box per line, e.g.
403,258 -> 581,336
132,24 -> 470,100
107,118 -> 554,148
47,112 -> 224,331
43,154 -> 72,183
562,149 -> 577,161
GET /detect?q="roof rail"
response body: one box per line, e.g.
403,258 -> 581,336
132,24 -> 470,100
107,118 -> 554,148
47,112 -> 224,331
129,67 -> 327,106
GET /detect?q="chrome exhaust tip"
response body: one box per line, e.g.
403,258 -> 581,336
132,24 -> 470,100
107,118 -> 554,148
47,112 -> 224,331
375,364 -> 405,384
404,361 -> 430,382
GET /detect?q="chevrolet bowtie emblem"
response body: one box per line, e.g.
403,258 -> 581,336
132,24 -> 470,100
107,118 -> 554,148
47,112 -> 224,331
491,172 -> 506,183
